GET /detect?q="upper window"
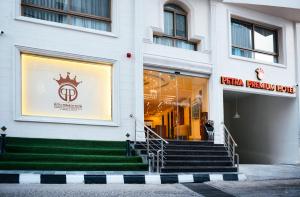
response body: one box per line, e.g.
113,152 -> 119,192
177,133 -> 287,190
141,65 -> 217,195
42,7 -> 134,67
21,0 -> 111,32
154,3 -> 197,51
231,18 -> 278,63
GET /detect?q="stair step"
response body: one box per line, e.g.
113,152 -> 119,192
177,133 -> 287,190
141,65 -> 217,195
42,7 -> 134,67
165,145 -> 226,150
0,161 -> 148,171
167,140 -> 215,146
7,137 -> 126,148
0,153 -> 142,163
165,160 -> 233,166
161,166 -> 238,173
166,150 -> 228,155
165,155 -> 231,161
134,140 -> 235,173
6,145 -> 126,156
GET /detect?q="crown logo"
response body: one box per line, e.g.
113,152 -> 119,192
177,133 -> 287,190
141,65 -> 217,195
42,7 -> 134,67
255,67 -> 264,80
54,72 -> 81,87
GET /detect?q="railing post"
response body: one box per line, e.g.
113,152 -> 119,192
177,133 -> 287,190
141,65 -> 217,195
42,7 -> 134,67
236,153 -> 239,172
134,118 -> 137,144
148,153 -> 153,172
161,141 -> 164,168
157,150 -> 161,173
232,145 -> 235,166
227,132 -> 230,148
146,129 -> 149,157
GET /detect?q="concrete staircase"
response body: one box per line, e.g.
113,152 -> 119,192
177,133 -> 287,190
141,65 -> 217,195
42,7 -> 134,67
134,140 -> 237,173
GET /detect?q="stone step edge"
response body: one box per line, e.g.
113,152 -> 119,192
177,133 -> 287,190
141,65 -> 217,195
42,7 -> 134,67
0,173 -> 247,184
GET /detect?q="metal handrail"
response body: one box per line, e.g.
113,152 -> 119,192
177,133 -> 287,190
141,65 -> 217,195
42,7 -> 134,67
221,122 -> 239,171
130,114 -> 168,172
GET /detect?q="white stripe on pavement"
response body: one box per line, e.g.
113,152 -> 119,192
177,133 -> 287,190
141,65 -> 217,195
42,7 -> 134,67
178,174 -> 194,183
19,174 -> 40,184
209,174 -> 223,181
66,175 -> 84,184
145,175 -> 161,184
106,175 -> 124,184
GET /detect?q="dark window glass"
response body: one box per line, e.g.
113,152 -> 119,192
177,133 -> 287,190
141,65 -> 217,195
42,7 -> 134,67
176,14 -> 186,37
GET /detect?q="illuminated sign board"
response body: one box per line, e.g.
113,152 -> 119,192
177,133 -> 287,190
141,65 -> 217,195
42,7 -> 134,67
21,54 -> 112,120
221,76 -> 296,94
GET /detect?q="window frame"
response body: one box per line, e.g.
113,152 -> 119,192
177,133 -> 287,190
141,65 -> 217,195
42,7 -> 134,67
21,0 -> 112,29
14,45 -> 120,127
164,4 -> 187,40
231,18 -> 279,63
154,3 -> 197,51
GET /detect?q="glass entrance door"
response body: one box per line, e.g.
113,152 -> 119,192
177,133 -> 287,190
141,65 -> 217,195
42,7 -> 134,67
144,69 -> 209,141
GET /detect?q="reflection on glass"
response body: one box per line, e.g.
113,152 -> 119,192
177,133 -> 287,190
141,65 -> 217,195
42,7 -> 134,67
254,52 -> 276,63
175,40 -> 195,50
232,47 -> 253,58
144,70 -> 209,141
254,27 -> 275,52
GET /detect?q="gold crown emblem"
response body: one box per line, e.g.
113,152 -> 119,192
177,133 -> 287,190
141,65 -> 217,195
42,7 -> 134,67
54,72 -> 81,87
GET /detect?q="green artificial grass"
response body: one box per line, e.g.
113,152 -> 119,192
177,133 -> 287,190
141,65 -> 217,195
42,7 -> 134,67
6,137 -> 126,148
0,153 -> 142,163
6,145 -> 126,156
0,161 -> 148,171
0,137 -> 147,171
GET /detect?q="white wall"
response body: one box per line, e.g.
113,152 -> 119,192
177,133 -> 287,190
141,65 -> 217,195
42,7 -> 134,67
224,93 -> 299,164
223,0 -> 300,9
0,0 -> 299,149
211,1 -> 298,144
0,0 -> 137,141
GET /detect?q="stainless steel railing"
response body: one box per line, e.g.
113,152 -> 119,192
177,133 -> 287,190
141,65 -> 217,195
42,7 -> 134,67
222,123 -> 239,171
130,114 -> 168,173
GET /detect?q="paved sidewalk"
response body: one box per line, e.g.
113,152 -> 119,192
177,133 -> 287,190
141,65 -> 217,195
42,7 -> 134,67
239,164 -> 300,181
206,179 -> 300,197
0,184 -> 202,197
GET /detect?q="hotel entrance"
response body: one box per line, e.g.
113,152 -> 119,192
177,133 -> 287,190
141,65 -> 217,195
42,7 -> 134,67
144,69 -> 209,141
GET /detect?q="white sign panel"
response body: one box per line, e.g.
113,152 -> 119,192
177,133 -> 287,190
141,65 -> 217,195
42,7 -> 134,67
21,54 -> 112,121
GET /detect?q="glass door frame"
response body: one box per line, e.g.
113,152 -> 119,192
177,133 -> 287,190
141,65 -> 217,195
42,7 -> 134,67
144,66 -> 210,141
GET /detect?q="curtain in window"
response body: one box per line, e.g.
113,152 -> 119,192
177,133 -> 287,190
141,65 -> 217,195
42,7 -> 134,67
71,17 -> 110,31
153,36 -> 173,46
22,0 -> 111,31
70,0 -> 110,17
164,11 -> 173,36
23,6 -> 67,24
231,21 -> 252,49
22,0 -> 67,10
176,14 -> 186,37
176,40 -> 194,50
231,21 -> 252,58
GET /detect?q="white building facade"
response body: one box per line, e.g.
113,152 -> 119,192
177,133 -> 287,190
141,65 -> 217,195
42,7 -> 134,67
0,0 -> 299,164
